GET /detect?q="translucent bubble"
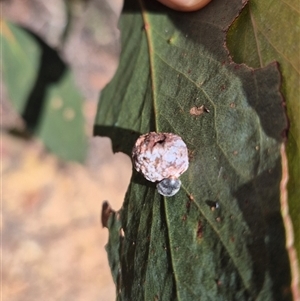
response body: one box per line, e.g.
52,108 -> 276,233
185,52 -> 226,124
157,178 -> 181,197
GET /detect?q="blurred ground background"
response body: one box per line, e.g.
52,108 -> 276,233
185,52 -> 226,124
2,131 -> 131,301
1,0 -> 132,300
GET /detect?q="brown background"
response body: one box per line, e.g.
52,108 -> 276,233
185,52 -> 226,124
2,0 -> 133,300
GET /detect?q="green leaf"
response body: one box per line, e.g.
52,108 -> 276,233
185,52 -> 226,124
1,20 -> 41,112
36,69 -> 87,162
227,0 -> 300,261
2,21 -> 87,162
95,0 -> 292,299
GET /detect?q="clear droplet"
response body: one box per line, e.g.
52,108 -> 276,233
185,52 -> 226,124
157,178 -> 181,197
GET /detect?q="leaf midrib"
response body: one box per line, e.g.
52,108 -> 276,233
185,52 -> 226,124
138,0 -> 159,132
137,0 -> 259,296
138,1 -> 181,299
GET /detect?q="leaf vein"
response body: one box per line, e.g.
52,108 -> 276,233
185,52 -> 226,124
180,184 -> 252,293
249,8 -> 263,67
255,24 -> 300,74
280,0 -> 300,14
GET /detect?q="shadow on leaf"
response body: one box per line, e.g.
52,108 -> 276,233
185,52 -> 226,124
22,31 -> 66,131
233,157 -> 291,300
94,125 -> 158,188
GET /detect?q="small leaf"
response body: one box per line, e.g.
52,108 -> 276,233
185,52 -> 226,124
2,21 -> 87,162
95,0 -> 292,299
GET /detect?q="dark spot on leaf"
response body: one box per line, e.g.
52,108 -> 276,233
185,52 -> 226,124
182,214 -> 187,221
197,221 -> 203,239
186,199 -> 191,213
205,200 -> 219,211
220,85 -> 226,91
230,236 -> 235,242
188,149 -> 195,161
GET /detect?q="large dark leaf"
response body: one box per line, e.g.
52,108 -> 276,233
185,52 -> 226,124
95,0 -> 292,299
